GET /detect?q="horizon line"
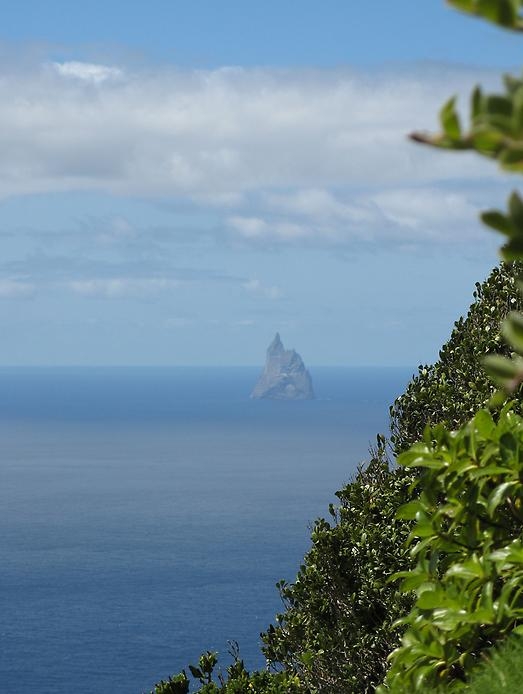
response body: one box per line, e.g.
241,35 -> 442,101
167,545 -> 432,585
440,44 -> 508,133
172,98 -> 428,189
0,363 -> 416,369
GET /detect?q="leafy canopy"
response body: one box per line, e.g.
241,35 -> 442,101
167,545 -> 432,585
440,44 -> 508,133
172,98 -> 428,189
390,262 -> 523,455
381,407 -> 523,691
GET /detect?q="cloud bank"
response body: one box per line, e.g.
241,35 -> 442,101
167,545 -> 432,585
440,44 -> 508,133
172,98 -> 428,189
0,59 -> 509,253
0,61 -> 502,199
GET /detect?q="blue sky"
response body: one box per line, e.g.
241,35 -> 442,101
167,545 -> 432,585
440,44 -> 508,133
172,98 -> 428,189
0,1 -> 520,366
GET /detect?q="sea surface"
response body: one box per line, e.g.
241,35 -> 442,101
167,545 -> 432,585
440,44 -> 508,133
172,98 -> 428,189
0,366 -> 412,694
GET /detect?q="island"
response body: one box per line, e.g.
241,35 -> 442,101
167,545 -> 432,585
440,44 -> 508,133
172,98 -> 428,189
250,333 -> 315,400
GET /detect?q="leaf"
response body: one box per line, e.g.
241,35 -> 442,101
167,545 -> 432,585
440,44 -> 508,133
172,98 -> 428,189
446,557 -> 485,580
488,481 -> 518,515
489,388 -> 508,409
502,233 -> 523,260
397,447 -> 441,469
506,543 -> 523,563
509,191 -> 523,229
485,94 -> 514,118
477,0 -> 518,27
440,97 -> 462,140
396,500 -> 425,520
502,311 -> 523,355
417,589 -> 444,610
471,84 -> 483,121
474,409 -> 496,437
460,607 -> 496,624
472,127 -> 505,153
500,146 -> 523,171
412,519 -> 436,538
448,0 -> 475,11
400,573 -> 433,593
483,354 -> 520,384
468,465 -> 512,479
188,665 -> 203,680
481,209 -> 512,235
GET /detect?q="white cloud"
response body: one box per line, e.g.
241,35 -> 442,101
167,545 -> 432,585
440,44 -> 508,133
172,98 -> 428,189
0,280 -> 35,298
0,61 -> 502,202
69,278 -> 180,298
226,186 -> 488,248
52,61 -> 123,84
0,59 -> 509,251
230,215 -> 312,242
371,188 -> 479,233
265,189 -> 374,224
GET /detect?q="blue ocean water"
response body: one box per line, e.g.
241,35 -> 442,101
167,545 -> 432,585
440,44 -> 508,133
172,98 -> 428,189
0,366 -> 412,694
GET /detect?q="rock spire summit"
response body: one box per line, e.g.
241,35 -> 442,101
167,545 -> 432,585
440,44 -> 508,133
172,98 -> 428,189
250,333 -> 314,400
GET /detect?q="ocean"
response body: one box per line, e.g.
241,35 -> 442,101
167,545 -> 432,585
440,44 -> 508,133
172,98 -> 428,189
0,366 -> 412,693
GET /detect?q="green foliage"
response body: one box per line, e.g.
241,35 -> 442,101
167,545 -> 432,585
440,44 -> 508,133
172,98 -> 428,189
150,672 -> 190,694
380,407 -> 523,692
390,263 -> 523,454
466,633 -> 523,692
410,1 -> 523,395
148,648 -> 304,694
411,69 -> 523,166
261,441 -> 414,693
447,0 -> 523,31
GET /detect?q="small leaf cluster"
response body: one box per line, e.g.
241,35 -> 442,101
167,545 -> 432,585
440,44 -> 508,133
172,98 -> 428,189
410,2 -> 523,396
381,407 -> 523,692
261,442 -> 414,694
481,198 -> 523,392
390,262 -> 523,454
412,68 -> 523,168
148,649 -> 303,694
448,0 -> 523,31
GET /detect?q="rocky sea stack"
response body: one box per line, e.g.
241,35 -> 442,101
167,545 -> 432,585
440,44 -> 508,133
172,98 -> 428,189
250,333 -> 315,400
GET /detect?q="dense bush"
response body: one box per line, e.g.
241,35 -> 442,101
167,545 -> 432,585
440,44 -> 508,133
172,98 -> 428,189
260,441 -> 414,694
148,649 -> 304,694
380,407 -> 523,692
390,262 -> 523,455
380,2 -> 523,690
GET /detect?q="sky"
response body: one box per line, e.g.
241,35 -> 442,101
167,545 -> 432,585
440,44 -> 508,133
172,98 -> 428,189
1,0 -> 522,366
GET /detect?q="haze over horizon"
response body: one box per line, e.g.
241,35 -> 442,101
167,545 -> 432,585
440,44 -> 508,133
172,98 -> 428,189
0,1 -> 518,367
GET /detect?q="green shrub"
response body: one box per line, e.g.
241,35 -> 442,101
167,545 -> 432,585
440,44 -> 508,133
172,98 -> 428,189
380,406 -> 523,692
261,441 -> 414,694
148,649 -> 304,694
466,633 -> 523,693
390,262 -> 523,455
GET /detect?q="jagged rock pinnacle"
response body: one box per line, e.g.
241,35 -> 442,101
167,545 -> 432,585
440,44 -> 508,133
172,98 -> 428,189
250,333 -> 315,400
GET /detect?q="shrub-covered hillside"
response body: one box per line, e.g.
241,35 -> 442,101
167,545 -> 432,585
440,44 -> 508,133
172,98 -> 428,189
390,262 -> 523,454
261,262 -> 523,694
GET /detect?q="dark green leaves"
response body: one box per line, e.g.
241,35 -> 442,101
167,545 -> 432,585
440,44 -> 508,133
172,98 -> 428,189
381,408 -> 523,692
390,262 -> 523,454
150,651 -> 303,694
447,0 -> 523,30
262,446 -> 415,694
